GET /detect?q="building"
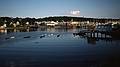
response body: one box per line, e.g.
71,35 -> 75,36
46,21 -> 58,26
71,22 -> 80,26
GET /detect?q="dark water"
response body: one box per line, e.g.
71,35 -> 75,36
0,28 -> 120,67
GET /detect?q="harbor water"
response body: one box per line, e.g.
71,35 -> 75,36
0,28 -> 120,67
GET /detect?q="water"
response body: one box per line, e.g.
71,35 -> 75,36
0,28 -> 120,67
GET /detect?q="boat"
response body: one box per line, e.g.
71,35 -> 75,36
24,36 -> 31,38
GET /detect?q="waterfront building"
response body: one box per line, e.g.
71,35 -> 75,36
3,24 -> 7,28
0,26 -> 4,29
46,21 -> 58,26
10,22 -> 13,25
16,21 -> 20,26
26,22 -> 29,25
13,23 -> 16,27
71,22 -> 79,26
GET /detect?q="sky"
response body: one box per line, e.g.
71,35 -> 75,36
0,0 -> 120,18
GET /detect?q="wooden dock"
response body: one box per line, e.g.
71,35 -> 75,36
73,30 -> 112,39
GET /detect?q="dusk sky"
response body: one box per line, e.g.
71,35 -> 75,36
0,0 -> 120,18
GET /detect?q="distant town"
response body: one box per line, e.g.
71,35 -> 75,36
0,16 -> 120,32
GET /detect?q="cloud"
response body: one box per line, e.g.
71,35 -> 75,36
70,10 -> 80,16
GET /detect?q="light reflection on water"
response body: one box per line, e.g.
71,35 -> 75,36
0,28 -> 120,67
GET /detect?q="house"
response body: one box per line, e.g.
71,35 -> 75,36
46,21 -> 58,26
71,22 -> 79,26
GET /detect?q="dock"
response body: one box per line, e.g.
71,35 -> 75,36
73,30 -> 112,39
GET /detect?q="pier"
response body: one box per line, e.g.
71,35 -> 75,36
73,30 -> 112,40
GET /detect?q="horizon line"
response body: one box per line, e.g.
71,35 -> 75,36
0,15 -> 120,19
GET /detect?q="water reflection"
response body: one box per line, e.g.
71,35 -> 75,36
0,28 -> 38,34
0,27 -> 119,45
0,28 -> 120,67
0,27 -> 81,34
87,37 -> 97,45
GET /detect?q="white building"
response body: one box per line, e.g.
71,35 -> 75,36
3,24 -> 7,28
71,22 -> 79,25
13,23 -> 16,27
16,21 -> 20,25
26,22 -> 29,25
46,21 -> 58,26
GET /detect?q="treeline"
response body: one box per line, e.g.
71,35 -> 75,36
0,17 -> 36,26
38,16 -> 120,22
0,16 -> 120,26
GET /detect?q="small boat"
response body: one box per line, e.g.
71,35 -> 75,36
10,36 -> 15,39
5,36 -> 15,40
24,36 -> 31,38
5,37 -> 10,40
57,34 -> 60,37
50,34 -> 54,36
48,34 -> 54,36
40,35 -> 45,38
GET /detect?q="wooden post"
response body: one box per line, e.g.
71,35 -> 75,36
93,32 -> 95,37
97,32 -> 99,38
90,32 -> 92,37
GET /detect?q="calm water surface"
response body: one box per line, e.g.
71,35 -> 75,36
0,28 -> 120,67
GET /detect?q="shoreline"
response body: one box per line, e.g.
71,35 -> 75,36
0,27 -> 28,30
